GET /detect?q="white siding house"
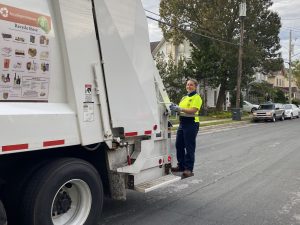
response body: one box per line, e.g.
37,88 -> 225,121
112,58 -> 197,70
151,38 -> 227,109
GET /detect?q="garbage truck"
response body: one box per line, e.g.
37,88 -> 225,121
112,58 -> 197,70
0,0 -> 181,224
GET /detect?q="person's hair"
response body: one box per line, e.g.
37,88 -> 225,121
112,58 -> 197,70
187,79 -> 198,87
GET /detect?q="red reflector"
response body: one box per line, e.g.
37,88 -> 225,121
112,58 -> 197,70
144,130 -> 152,135
2,144 -> 29,152
153,125 -> 158,130
125,132 -> 138,137
43,140 -> 65,147
159,159 -> 163,165
168,155 -> 172,162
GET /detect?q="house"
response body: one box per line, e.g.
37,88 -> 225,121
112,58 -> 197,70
151,38 -> 229,109
267,69 -> 299,99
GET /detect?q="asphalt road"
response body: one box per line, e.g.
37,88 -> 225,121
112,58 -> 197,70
100,119 -> 300,225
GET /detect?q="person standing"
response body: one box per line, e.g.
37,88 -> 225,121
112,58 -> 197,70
169,79 -> 202,178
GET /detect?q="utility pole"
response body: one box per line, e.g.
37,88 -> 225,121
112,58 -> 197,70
236,0 -> 246,109
233,0 -> 246,121
288,30 -> 292,104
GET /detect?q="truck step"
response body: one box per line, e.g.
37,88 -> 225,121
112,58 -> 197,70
135,174 -> 181,193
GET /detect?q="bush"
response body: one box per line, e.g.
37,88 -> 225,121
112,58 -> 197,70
208,111 -> 232,119
292,98 -> 300,106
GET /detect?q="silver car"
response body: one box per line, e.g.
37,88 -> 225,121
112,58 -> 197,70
252,103 -> 285,122
283,104 -> 300,119
243,100 -> 259,113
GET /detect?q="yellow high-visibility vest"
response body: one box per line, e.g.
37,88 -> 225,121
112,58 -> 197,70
178,93 -> 202,122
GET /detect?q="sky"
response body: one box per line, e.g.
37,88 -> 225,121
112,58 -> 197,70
141,0 -> 300,64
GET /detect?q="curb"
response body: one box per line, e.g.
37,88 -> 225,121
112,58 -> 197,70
171,120 -> 251,135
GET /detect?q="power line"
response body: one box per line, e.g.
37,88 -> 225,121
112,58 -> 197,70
281,17 -> 300,21
281,27 -> 300,33
282,26 -> 300,32
146,15 -> 239,47
144,9 -> 160,18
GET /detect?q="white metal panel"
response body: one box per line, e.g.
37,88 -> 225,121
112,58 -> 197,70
94,0 -> 160,133
0,103 -> 80,152
54,0 -> 106,145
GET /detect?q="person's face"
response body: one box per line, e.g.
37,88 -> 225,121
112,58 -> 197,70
186,80 -> 196,93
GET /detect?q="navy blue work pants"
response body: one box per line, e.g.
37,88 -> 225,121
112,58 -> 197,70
175,122 -> 199,172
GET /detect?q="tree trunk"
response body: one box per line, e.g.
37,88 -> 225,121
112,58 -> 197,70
216,81 -> 227,111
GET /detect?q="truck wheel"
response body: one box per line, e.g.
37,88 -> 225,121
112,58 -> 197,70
280,114 -> 284,121
290,113 -> 293,119
0,201 -> 7,225
20,158 -> 103,225
272,115 -> 276,122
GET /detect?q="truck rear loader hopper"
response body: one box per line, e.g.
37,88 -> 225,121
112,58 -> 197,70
0,0 -> 181,224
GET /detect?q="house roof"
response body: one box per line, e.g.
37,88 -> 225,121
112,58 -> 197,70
150,41 -> 160,53
151,38 -> 166,56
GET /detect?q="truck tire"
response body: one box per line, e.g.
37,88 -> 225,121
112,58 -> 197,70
0,201 -> 7,225
280,114 -> 284,121
3,160 -> 49,225
20,158 -> 103,225
272,115 -> 276,122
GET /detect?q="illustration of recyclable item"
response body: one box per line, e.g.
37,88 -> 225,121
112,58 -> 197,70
1,74 -> 10,83
28,48 -> 37,57
1,47 -> 12,56
26,61 -> 38,72
15,36 -> 25,42
30,35 -> 36,44
1,33 -> 12,39
40,35 -> 49,45
3,92 -> 8,100
13,73 -> 21,85
41,62 -> 49,72
3,59 -> 10,69
15,49 -> 25,56
40,51 -> 49,59
13,62 -> 22,69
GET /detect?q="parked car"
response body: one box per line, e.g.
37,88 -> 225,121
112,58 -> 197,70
243,100 -> 259,113
283,104 -> 300,119
252,103 -> 285,122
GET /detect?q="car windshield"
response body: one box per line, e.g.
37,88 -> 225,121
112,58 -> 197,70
259,104 -> 274,110
284,105 -> 292,109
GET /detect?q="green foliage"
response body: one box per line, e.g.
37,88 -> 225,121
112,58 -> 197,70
248,81 -> 287,104
207,110 -> 232,119
159,0 -> 283,109
292,98 -> 300,106
229,91 -> 243,108
155,53 -> 194,103
293,60 -> 300,88
273,88 -> 287,103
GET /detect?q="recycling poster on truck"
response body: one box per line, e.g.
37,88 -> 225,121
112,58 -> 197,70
0,3 -> 51,102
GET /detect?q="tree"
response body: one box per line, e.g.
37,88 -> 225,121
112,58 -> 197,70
159,0 -> 283,110
293,60 -> 300,88
248,81 -> 287,104
155,53 -> 194,103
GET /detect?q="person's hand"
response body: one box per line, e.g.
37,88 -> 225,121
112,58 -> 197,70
169,103 -> 181,112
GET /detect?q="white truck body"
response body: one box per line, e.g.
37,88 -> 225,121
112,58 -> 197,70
0,1 -> 179,224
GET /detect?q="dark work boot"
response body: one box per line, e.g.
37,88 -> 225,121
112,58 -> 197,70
171,166 -> 184,172
182,170 -> 194,178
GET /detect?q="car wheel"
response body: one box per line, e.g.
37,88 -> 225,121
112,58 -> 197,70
272,115 -> 276,122
20,158 -> 103,225
291,113 -> 293,120
280,114 -> 284,121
